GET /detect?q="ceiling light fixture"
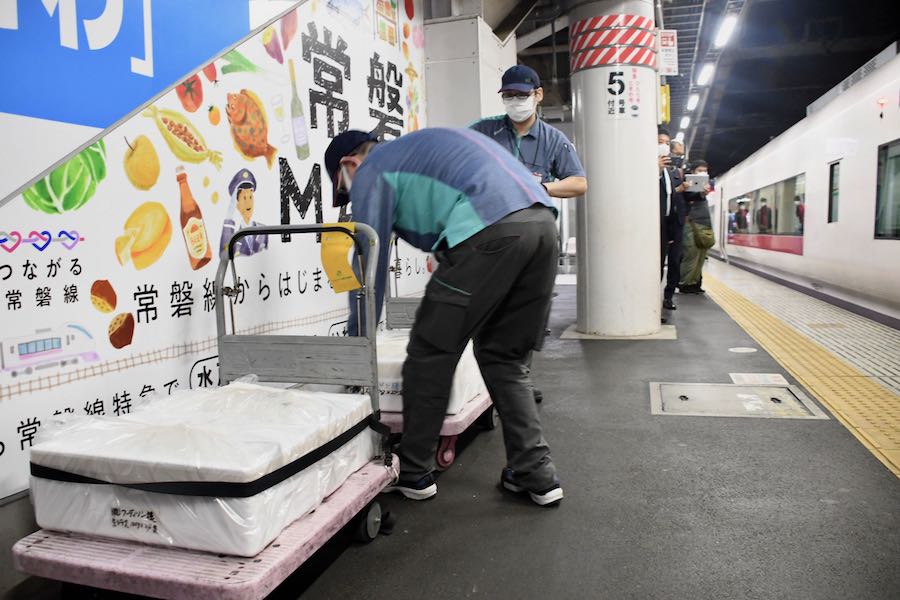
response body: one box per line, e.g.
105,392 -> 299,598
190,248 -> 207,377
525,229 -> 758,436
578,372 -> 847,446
680,116 -> 691,129
686,93 -> 700,111
714,14 -> 738,48
675,131 -> 685,142
697,63 -> 715,86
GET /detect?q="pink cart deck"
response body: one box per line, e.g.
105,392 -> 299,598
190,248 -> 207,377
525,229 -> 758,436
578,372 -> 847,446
380,391 -> 492,436
13,456 -> 398,600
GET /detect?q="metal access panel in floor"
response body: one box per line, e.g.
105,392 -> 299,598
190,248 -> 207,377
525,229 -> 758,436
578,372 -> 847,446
650,382 -> 830,420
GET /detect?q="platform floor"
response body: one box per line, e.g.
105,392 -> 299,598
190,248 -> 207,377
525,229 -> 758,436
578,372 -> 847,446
9,261 -> 900,600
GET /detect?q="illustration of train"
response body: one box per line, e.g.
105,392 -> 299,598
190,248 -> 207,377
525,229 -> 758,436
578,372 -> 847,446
706,43 -> 900,321
0,324 -> 100,378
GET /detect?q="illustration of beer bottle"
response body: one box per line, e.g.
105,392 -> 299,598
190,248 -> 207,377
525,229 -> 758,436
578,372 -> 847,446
176,166 -> 211,270
288,59 -> 311,160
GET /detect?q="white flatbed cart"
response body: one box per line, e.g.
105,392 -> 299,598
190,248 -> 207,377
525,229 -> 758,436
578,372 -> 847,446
380,239 -> 497,470
13,224 -> 397,600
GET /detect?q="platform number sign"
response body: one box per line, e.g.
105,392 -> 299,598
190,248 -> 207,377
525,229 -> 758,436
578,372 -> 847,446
604,67 -> 641,120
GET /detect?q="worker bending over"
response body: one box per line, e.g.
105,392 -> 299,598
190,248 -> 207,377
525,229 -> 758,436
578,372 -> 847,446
326,128 -> 563,507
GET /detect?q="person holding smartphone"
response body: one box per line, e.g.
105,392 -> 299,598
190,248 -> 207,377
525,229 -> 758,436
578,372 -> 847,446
658,128 -> 686,312
679,160 -> 715,294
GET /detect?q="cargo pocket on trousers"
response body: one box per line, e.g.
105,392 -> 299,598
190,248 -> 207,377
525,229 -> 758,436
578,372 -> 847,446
415,276 -> 472,353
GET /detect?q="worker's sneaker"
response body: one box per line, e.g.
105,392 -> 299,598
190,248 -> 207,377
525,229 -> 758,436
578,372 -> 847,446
501,468 -> 563,507
383,474 -> 437,500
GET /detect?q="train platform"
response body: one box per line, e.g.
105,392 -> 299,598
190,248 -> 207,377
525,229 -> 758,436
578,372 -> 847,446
292,260 -> 900,600
9,260 -> 900,600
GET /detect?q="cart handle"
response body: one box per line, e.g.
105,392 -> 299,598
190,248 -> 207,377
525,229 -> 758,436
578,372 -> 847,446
215,223 -> 380,337
226,224 -> 367,262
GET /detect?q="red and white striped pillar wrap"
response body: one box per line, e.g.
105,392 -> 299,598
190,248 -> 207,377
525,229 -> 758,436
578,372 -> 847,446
569,0 -> 662,336
569,14 -> 658,73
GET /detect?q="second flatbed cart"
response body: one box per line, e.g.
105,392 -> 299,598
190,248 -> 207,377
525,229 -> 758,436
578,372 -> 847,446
378,238 -> 497,470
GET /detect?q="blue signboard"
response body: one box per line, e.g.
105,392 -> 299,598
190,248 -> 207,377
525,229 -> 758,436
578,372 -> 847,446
0,0 -> 251,128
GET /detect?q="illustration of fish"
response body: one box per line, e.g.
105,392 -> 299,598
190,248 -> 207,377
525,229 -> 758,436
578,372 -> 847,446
226,90 -> 277,168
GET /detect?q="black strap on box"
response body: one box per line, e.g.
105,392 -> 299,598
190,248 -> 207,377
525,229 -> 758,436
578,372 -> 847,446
31,415 -> 388,499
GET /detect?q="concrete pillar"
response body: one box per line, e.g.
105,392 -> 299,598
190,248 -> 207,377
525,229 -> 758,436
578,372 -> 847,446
567,0 -> 660,335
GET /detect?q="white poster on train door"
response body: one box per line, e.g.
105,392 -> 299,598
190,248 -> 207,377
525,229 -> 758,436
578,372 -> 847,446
0,0 -> 430,500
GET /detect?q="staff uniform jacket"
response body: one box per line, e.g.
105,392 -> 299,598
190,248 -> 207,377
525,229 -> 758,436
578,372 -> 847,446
469,115 -> 585,184
346,127 -> 556,335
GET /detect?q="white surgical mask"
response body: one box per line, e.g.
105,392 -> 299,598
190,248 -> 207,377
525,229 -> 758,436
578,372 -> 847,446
503,95 -> 536,123
339,164 -> 354,192
658,143 -> 671,157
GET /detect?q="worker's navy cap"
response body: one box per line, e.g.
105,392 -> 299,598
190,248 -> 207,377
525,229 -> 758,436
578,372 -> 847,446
324,129 -> 379,207
499,65 -> 541,93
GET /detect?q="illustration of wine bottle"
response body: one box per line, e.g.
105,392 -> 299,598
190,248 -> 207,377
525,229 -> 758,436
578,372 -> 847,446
289,59 -> 311,160
176,166 -> 211,270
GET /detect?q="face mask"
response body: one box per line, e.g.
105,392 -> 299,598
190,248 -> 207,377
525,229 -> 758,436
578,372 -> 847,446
503,95 -> 536,123
658,143 -> 671,157
339,164 -> 354,192
334,164 -> 353,207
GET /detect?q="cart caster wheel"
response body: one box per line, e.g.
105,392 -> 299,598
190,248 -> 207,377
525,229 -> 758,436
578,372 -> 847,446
436,435 -> 457,470
379,510 -> 397,535
476,406 -> 498,430
354,501 -> 382,543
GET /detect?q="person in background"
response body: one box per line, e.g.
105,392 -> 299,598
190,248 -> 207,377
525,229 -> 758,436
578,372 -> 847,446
658,127 -> 685,312
470,65 -> 587,198
470,64 -> 587,403
756,197 -> 773,233
671,140 -> 686,178
679,160 -> 714,294
794,195 -> 805,234
736,202 -> 750,233
326,128 -> 563,507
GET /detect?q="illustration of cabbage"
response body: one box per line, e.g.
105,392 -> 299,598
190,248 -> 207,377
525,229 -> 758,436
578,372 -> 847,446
23,140 -> 107,214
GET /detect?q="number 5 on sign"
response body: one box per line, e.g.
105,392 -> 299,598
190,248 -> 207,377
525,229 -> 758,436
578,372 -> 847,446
604,68 -> 627,119
607,71 -> 625,95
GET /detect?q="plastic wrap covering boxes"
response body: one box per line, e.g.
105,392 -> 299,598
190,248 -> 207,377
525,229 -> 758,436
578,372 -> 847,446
377,329 -> 488,414
29,382 -> 379,557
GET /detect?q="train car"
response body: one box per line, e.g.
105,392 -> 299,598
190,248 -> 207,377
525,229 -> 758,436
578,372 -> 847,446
709,42 -> 900,320
0,324 -> 99,378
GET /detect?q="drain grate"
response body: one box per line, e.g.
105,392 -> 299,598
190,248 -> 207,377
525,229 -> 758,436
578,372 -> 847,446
650,383 -> 829,419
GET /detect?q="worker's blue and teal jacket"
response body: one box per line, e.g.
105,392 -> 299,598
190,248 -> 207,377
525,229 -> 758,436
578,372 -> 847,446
347,127 -> 557,335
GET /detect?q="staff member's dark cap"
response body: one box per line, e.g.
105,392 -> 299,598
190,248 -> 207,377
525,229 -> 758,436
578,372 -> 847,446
324,129 -> 379,207
498,65 -> 541,93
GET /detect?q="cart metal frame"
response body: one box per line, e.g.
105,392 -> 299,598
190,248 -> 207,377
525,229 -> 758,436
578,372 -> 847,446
13,224 -> 397,600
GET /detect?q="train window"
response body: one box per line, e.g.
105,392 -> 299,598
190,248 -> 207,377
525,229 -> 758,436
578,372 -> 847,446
727,173 -> 805,238
828,162 -> 840,223
876,138 -> 900,239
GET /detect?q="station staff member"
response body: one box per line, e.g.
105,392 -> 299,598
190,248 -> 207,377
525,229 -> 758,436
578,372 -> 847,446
326,128 -> 563,507
470,65 -> 587,198
470,65 -> 587,402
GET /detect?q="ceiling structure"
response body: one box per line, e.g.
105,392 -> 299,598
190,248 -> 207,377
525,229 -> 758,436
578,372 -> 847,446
508,0 -> 899,174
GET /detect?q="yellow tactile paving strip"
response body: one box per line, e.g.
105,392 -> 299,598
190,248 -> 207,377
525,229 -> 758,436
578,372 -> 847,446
705,275 -> 900,478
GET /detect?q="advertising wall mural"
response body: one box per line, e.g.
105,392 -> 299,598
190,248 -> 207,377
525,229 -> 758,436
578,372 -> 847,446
0,0 -> 428,499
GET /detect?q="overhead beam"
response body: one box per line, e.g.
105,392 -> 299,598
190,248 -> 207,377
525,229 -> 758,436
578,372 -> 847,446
516,15 -> 568,51
495,0 -> 541,42
731,35 -> 896,61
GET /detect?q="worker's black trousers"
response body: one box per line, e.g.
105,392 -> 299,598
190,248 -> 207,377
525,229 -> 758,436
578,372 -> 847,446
400,205 -> 559,490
